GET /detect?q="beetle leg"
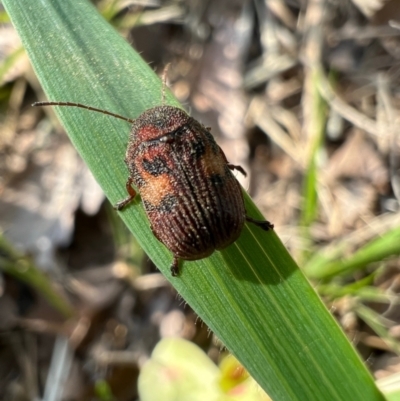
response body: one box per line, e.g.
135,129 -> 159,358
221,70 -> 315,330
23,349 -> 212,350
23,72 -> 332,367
218,146 -> 247,177
114,177 -> 137,210
170,256 -> 180,277
246,215 -> 274,230
227,163 -> 247,177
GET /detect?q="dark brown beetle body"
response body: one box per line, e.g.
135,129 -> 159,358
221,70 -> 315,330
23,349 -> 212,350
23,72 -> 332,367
125,106 -> 245,260
115,105 -> 273,276
34,91 -> 273,277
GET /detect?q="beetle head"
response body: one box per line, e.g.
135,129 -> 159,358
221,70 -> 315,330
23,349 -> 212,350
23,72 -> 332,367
132,105 -> 189,142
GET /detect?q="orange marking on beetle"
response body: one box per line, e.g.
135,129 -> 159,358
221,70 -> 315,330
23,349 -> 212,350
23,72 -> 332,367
139,173 -> 174,206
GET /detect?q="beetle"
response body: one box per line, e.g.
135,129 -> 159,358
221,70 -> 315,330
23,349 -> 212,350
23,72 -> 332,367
33,74 -> 273,276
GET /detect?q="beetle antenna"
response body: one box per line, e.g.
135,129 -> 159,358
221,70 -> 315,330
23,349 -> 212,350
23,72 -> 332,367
32,101 -> 135,124
161,63 -> 171,105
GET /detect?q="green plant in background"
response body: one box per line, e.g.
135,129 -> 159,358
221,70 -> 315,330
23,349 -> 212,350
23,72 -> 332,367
0,235 -> 74,317
303,214 -> 400,358
94,379 -> 115,401
139,338 -> 271,401
1,0 -> 388,400
295,58 -> 400,371
300,69 -> 326,230
305,226 -> 400,280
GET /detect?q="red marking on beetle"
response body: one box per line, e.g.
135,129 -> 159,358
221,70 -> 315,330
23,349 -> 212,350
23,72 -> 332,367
32,66 -> 273,277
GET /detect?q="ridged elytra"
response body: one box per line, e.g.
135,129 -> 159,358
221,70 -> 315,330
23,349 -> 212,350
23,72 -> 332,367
33,68 -> 273,276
